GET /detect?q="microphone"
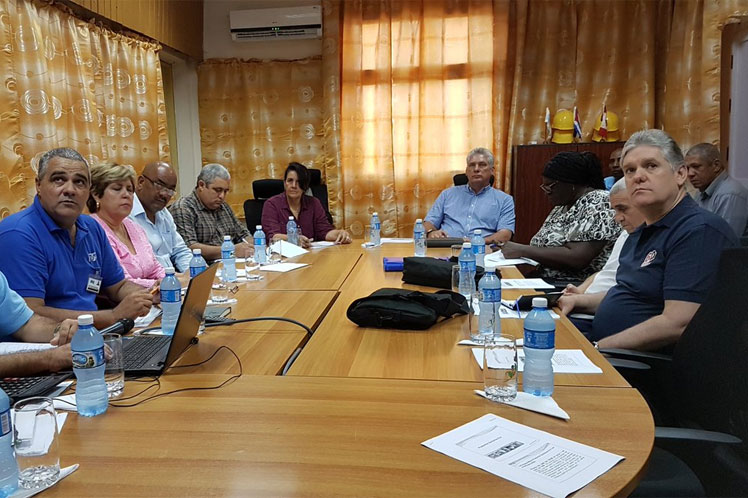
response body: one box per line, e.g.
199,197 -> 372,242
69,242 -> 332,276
98,318 -> 134,335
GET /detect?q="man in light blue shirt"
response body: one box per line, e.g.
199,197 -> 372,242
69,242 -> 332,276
130,162 -> 193,272
685,143 -> 748,237
424,147 -> 515,244
0,270 -> 78,376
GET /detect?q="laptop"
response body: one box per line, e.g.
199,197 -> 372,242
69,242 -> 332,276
122,262 -> 218,377
0,373 -> 72,404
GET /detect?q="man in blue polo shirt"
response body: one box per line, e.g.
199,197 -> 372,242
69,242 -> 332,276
0,271 -> 78,376
424,147 -> 515,244
0,148 -> 154,329
565,130 -> 737,351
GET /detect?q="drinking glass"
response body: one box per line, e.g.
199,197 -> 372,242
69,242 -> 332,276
450,244 -> 463,259
103,333 -> 124,398
451,265 -> 460,294
266,245 -> 281,265
13,397 -> 60,489
483,334 -> 518,402
244,256 -> 263,281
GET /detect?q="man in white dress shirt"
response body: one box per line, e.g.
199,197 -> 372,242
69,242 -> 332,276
130,162 -> 192,272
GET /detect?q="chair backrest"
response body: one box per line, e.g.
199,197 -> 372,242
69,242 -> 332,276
671,247 -> 748,442
252,179 -> 284,200
308,168 -> 322,186
243,199 -> 265,232
310,184 -> 333,224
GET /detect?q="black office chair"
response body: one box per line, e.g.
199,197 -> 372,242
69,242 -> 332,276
307,168 -> 333,224
453,173 -> 494,186
252,179 -> 284,200
243,199 -> 265,232
605,248 -> 748,496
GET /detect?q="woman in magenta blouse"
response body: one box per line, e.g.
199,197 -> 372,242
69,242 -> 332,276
261,163 -> 351,248
88,163 -> 166,288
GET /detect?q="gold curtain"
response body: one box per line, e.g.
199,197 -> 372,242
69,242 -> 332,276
197,58 -> 325,220
0,0 -> 169,219
334,0 -> 748,237
340,0 -> 498,238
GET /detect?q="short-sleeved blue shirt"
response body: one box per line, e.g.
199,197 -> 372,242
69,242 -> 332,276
0,197 -> 125,311
591,195 -> 737,341
0,271 -> 33,340
424,185 -> 515,238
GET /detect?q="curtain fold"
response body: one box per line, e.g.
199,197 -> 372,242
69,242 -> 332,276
0,0 -> 169,219
197,58 -> 324,221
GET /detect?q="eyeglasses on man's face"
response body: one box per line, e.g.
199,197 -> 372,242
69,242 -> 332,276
142,174 -> 176,196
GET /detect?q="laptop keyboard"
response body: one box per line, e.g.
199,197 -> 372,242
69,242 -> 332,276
123,336 -> 171,369
0,374 -> 71,403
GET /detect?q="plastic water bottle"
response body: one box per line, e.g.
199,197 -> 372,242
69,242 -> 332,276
471,229 -> 486,268
370,212 -> 381,247
287,217 -> 299,246
254,225 -> 267,264
523,297 -> 555,397
221,235 -> 236,282
475,263 -> 501,341
0,388 -> 17,497
413,218 -> 426,257
189,248 -> 207,278
458,242 -> 476,300
71,314 -> 108,417
160,268 -> 182,335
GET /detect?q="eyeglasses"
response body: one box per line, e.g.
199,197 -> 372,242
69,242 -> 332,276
142,175 -> 176,196
539,181 -> 559,194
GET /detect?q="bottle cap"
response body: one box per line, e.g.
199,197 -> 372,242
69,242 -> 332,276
256,225 -> 262,230
192,248 -> 201,255
77,314 -> 94,326
474,229 -> 481,234
462,242 -> 472,249
165,267 -> 176,275
532,297 -> 548,308
223,235 -> 230,240
373,212 -> 378,216
288,216 -> 294,220
416,218 -> 423,223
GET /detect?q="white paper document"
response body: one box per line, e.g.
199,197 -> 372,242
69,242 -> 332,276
310,241 -> 335,249
0,342 -> 55,356
134,306 -> 162,328
485,251 -> 539,267
501,279 -> 555,290
259,262 -> 309,273
472,349 -> 602,374
499,307 -> 560,320
422,414 -> 623,497
382,237 -> 414,244
474,390 -> 570,420
270,240 -> 309,258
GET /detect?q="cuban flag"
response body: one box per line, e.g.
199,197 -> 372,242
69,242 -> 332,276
573,106 -> 582,140
544,107 -> 551,142
599,105 -> 609,141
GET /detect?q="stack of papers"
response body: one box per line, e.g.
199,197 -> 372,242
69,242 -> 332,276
0,342 -> 55,355
485,251 -> 539,267
260,262 -> 308,273
501,279 -> 554,289
269,240 -> 308,258
472,349 -> 602,374
422,414 -> 623,497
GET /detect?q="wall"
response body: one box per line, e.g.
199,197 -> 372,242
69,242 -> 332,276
66,0 -> 204,59
203,0 -> 322,60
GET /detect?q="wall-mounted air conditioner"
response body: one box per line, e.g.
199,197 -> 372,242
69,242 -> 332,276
230,5 -> 322,42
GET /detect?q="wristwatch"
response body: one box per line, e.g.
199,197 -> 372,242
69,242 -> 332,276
426,228 -> 435,236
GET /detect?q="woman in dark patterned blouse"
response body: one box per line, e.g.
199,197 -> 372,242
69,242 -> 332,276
501,151 -> 621,283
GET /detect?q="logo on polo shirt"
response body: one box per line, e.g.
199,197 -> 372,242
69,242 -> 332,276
641,250 -> 657,267
88,252 -> 97,263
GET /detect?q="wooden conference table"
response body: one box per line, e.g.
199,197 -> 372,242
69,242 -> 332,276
49,243 -> 653,497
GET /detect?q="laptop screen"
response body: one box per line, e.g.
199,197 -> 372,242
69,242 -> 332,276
163,262 -> 219,369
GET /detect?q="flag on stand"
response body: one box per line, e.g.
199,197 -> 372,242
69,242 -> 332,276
573,106 -> 582,141
599,105 -> 608,141
544,107 -> 552,143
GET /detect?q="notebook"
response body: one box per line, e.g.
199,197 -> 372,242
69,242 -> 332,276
122,262 -> 218,377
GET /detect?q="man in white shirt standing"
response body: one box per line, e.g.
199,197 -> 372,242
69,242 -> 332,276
558,178 -> 645,318
130,162 -> 193,272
